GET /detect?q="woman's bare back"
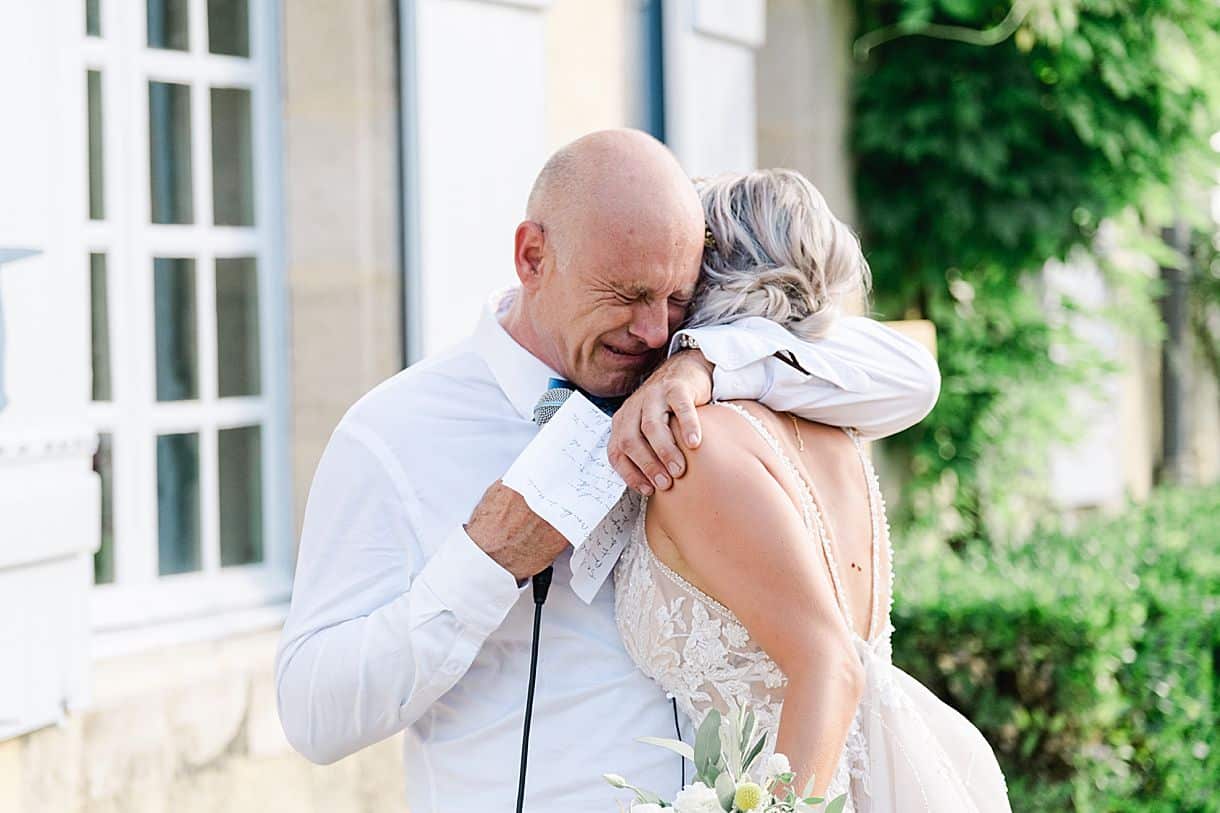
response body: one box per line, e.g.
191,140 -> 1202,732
645,399 -> 889,640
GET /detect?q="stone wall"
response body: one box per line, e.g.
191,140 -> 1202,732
756,0 -> 857,225
544,0 -> 634,150
1,630 -> 405,813
282,0 -> 404,538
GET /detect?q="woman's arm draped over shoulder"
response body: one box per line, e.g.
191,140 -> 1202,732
648,406 -> 865,795
674,316 -> 940,440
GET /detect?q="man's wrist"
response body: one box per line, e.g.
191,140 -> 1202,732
464,519 -> 522,581
673,347 -> 715,394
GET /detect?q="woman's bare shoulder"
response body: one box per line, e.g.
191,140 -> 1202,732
691,400 -> 780,447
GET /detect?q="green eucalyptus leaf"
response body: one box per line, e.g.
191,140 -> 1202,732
742,733 -> 767,774
742,707 -> 756,755
825,794 -> 847,813
694,711 -> 722,771
633,787 -> 664,805
715,771 -> 736,810
636,736 -> 695,762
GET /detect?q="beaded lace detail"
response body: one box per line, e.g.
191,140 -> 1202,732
614,402 -> 895,810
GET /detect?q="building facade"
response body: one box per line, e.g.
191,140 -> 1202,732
1,1 -> 1211,811
0,1 -> 800,810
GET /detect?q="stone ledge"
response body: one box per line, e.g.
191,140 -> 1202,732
9,627 -> 406,812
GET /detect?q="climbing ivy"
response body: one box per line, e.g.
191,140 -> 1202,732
851,0 -> 1220,545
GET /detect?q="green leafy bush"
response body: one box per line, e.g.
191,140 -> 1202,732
892,485 -> 1220,810
851,0 -> 1220,545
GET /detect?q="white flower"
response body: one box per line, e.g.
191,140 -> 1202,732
630,804 -> 665,813
603,774 -> 628,788
672,781 -> 723,813
765,753 -> 791,779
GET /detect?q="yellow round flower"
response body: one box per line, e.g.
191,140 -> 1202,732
733,781 -> 764,811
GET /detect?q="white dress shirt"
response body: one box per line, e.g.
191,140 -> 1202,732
275,287 -> 939,812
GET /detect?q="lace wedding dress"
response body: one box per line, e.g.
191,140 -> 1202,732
615,402 -> 1011,812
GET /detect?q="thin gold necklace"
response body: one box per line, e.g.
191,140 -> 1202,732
789,413 -> 805,452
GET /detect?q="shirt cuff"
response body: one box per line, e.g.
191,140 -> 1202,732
670,324 -> 772,370
416,525 -> 525,638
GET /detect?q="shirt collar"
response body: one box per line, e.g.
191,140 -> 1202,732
474,286 -> 562,421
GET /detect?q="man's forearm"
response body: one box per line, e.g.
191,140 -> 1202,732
275,426 -> 523,764
276,523 -> 520,764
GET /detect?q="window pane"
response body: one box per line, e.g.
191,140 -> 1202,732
90,253 -> 112,401
86,0 -> 101,37
219,425 -> 262,566
208,0 -> 249,57
157,432 -> 200,575
210,87 -> 255,226
154,257 -> 198,401
149,81 -> 193,224
87,70 -> 105,220
216,257 -> 261,396
147,0 -> 189,50
93,432 -> 115,584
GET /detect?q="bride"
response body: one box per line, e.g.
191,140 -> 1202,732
614,169 -> 1012,812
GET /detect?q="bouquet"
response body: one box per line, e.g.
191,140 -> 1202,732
604,705 -> 846,812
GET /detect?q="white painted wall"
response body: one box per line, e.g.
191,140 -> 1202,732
663,0 -> 766,176
406,0 -> 552,358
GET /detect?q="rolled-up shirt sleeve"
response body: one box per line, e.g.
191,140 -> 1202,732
274,423 -> 522,765
673,316 -> 941,441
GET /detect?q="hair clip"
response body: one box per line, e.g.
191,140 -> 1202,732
704,226 -> 718,251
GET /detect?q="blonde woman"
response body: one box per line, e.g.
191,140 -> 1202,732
615,169 -> 1011,811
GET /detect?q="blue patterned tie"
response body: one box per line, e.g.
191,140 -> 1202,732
542,377 -> 625,419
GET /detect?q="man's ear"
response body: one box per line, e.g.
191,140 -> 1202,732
514,221 -> 547,290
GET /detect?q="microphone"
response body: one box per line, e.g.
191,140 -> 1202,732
516,382 -> 573,812
528,382 -> 571,606
532,382 -> 574,428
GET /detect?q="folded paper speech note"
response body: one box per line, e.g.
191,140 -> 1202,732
502,393 -> 639,603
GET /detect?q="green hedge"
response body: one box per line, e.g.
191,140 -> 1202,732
892,485 -> 1220,810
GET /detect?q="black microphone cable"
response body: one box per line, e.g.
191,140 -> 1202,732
515,564 -> 553,813
517,383 -> 686,807
517,382 -> 571,812
673,698 -> 685,788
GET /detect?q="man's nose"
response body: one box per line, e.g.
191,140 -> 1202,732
628,299 -> 670,349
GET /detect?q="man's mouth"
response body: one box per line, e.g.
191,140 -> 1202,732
603,344 -> 654,365
606,345 -> 646,357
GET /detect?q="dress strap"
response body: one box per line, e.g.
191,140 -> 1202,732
710,401 -> 858,637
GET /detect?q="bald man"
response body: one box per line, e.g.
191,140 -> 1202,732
275,130 -> 939,811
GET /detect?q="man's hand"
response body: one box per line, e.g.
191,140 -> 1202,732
465,481 -> 568,581
608,349 -> 715,495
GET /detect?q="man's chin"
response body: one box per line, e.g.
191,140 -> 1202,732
589,366 -> 654,398
584,379 -> 632,399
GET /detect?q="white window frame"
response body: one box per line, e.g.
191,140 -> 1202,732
80,0 -> 291,652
